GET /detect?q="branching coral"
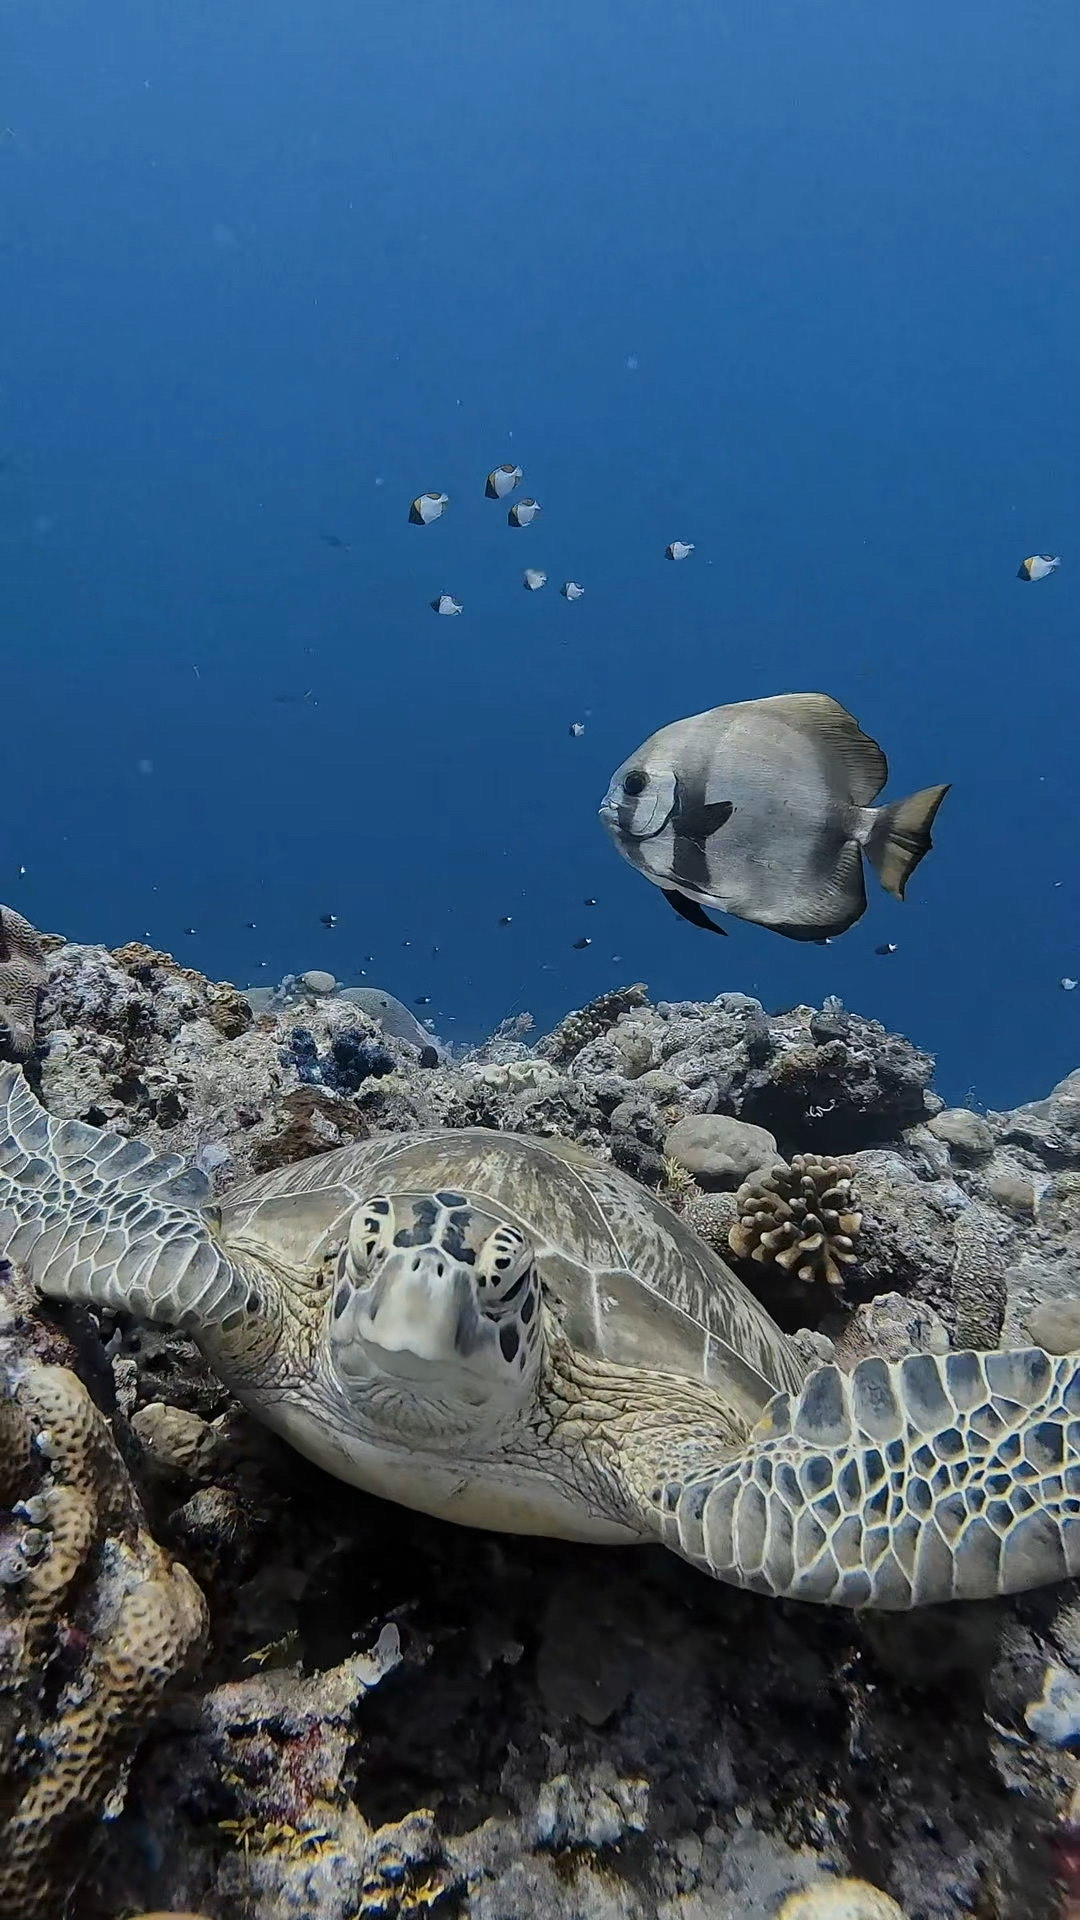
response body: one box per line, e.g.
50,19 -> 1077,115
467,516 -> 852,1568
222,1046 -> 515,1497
0,1289 -> 208,1920
727,1153 -> 862,1293
0,907 -> 46,1061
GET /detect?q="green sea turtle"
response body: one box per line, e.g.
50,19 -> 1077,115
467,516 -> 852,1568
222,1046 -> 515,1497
2,1063 -> 1078,1610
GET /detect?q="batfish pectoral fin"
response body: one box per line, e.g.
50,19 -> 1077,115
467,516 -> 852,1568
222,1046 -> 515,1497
670,799 -> 735,847
662,889 -> 729,935
862,784 -> 951,900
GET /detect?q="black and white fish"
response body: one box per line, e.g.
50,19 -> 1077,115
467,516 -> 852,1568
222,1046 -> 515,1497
523,568 -> 547,590
410,492 -> 449,525
431,593 -> 463,616
508,498 -> 541,528
666,540 -> 694,562
1017,554 -> 1060,582
486,463 -> 523,499
561,580 -> 585,600
599,692 -> 949,942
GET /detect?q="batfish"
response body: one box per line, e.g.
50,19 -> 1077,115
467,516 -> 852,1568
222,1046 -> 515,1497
599,692 -> 949,941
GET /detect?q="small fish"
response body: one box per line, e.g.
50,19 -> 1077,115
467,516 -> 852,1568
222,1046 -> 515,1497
415,996 -> 432,1006
561,581 -> 585,601
184,926 -> 197,936
245,921 -> 257,929
1062,978 -> 1078,992
569,722 -> 586,738
572,936 -> 592,950
874,942 -> 898,956
498,916 -> 513,926
1017,554 -> 1060,582
523,568 -> 547,591
666,541 -> 694,562
600,692 -> 949,943
319,531 -> 351,550
584,897 -> 597,906
320,913 -> 338,929
410,492 -> 449,526
508,498 -> 541,528
486,464 -> 523,499
431,593 -> 463,616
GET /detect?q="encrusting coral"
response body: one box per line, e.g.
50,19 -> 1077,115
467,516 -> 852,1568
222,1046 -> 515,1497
727,1153 -> 863,1293
0,907 -> 46,1062
0,1264 -> 208,1920
538,982 -> 649,1066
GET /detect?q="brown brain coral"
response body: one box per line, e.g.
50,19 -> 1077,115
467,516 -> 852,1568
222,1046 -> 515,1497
0,906 -> 46,1061
0,1314 -> 208,1920
727,1153 -> 862,1293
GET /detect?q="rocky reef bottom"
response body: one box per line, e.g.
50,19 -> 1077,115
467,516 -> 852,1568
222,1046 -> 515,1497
5,934 -> 1080,1920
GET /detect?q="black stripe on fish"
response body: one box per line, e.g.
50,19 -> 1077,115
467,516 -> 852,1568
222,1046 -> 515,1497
671,778 -> 734,893
672,798 -> 735,846
662,889 -> 729,936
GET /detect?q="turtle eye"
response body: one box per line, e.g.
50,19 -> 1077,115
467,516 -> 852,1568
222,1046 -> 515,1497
622,770 -> 648,797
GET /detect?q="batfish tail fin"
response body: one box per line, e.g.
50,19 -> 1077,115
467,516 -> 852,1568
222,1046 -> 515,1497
861,784 -> 950,900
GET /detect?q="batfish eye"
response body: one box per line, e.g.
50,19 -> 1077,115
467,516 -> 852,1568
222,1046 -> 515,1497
622,770 -> 648,797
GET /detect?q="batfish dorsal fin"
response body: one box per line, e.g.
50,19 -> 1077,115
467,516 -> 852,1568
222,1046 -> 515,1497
750,693 -> 889,806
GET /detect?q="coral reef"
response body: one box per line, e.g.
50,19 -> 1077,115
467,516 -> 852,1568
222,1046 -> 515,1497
9,939 -> 1080,1915
0,1262 -> 208,1920
537,982 -> 650,1066
728,1154 -> 862,1294
281,1025 -> 396,1093
0,905 -> 46,1061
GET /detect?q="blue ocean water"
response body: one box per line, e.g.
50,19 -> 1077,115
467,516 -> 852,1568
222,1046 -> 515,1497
2,0 -> 1077,1108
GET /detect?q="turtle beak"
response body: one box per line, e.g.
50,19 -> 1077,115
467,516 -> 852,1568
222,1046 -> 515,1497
355,1248 -> 484,1367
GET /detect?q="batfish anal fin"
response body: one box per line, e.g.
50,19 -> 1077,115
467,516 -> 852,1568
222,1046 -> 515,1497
662,889 -> 729,936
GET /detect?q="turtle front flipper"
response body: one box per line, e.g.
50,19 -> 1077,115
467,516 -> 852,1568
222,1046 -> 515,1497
0,1066 -> 247,1330
638,1348 -> 1080,1609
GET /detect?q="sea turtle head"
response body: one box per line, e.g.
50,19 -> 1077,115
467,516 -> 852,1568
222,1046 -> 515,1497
327,1188 -> 546,1438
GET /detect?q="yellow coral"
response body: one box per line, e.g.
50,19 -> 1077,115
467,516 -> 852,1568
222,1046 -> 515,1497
660,1155 -> 697,1200
777,1879 -> 909,1920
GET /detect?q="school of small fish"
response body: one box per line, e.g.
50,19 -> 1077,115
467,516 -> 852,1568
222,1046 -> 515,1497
395,454 -> 1065,964
17,452 -> 1057,1006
